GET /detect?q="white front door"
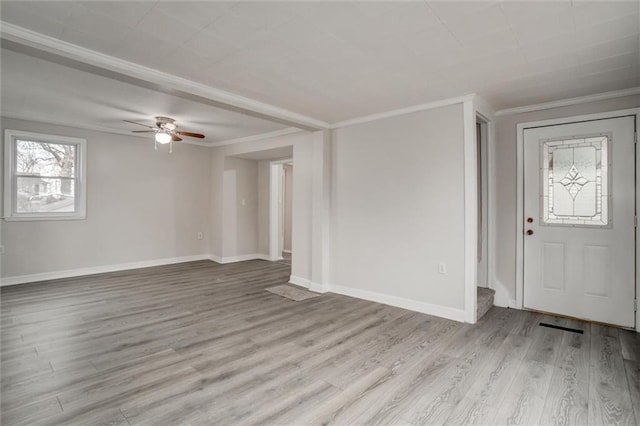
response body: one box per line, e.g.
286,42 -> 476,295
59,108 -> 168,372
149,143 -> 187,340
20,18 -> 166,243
523,116 -> 636,328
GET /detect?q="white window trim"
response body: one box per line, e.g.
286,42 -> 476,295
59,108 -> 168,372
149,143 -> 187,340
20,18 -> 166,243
3,129 -> 87,221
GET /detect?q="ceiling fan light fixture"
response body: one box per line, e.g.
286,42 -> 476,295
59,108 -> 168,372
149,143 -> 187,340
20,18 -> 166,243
155,131 -> 172,144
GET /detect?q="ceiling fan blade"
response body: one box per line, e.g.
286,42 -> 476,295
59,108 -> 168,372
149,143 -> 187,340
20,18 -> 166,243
171,134 -> 183,142
124,119 -> 156,129
131,130 -> 157,133
176,131 -> 205,139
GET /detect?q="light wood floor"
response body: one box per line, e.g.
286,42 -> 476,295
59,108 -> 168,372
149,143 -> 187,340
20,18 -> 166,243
2,260 -> 639,426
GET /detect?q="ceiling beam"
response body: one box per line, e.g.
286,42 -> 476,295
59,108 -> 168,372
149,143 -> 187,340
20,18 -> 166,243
1,22 -> 329,132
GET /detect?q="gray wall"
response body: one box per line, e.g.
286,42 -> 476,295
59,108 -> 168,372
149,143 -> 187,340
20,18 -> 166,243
331,104 -> 466,310
257,160 -> 270,255
492,94 -> 640,305
283,164 -> 293,253
2,117 -> 211,279
222,157 -> 258,257
291,138 -> 313,282
209,131 -> 313,266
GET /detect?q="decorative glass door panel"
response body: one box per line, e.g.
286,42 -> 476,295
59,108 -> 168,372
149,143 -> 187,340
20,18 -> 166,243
541,135 -> 609,227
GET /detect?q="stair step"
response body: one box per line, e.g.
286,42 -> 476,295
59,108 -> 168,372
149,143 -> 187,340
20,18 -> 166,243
477,287 -> 495,321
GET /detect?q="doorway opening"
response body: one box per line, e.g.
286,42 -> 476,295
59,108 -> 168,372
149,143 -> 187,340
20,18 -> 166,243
476,115 -> 494,321
269,159 -> 293,262
476,116 -> 489,288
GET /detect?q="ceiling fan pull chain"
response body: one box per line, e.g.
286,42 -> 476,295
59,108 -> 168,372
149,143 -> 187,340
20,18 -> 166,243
154,140 -> 158,151
169,141 -> 173,154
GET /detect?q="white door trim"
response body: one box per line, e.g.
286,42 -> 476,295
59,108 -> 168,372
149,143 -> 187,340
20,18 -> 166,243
516,108 -> 640,330
463,100 -> 478,323
464,96 -> 495,323
269,158 -> 292,261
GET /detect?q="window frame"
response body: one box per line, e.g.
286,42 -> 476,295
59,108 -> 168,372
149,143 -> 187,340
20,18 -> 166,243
3,129 -> 87,221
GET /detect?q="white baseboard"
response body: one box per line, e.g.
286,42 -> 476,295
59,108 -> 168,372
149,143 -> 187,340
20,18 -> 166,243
289,275 -> 310,289
329,283 -> 466,323
1,254 -> 212,286
309,281 -> 330,294
209,253 -> 272,264
491,279 -> 520,309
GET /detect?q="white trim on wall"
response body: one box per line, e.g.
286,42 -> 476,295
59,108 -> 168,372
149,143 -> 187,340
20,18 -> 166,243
332,94 -> 475,129
636,112 -> 640,332
289,275 -> 311,289
496,87 -> 640,117
210,253 -> 271,264
1,254 -> 212,286
473,99 -> 504,310
329,282 -> 466,322
515,108 -> 640,331
216,128 -> 302,147
463,100 -> 478,324
269,159 -> 292,261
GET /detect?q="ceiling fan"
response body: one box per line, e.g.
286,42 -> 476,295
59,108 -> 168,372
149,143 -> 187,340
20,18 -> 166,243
124,116 -> 205,150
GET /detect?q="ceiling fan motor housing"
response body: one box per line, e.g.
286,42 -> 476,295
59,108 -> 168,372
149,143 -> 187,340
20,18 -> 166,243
155,116 -> 177,131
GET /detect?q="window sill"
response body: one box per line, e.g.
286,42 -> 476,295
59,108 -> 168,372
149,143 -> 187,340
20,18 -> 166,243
3,214 -> 87,222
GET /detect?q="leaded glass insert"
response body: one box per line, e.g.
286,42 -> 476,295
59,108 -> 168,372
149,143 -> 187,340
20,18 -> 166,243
541,135 -> 609,227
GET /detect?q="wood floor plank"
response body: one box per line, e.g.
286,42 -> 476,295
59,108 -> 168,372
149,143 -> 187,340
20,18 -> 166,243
291,366 -> 393,425
523,318 -> 565,365
624,359 -> 640,425
589,324 -> 635,425
443,334 -> 532,425
492,360 -> 554,425
1,396 -> 62,426
539,325 -> 591,425
620,329 -> 640,362
2,259 -> 638,425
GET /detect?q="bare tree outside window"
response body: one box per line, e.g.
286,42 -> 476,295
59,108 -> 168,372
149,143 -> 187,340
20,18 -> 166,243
15,140 -> 77,213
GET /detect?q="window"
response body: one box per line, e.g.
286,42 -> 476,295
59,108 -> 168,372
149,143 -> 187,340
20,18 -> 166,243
540,134 -> 610,227
4,129 -> 86,220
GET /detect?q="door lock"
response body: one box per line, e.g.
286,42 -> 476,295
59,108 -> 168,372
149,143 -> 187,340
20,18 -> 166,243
527,217 -> 534,223
526,229 -> 534,236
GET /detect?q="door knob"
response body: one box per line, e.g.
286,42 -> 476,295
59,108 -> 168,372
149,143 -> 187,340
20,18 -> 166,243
527,217 -> 534,223
526,229 -> 534,235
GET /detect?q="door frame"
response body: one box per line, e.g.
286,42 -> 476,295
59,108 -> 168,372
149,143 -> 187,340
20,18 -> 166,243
476,116 -> 490,287
269,158 -> 292,261
515,108 -> 640,330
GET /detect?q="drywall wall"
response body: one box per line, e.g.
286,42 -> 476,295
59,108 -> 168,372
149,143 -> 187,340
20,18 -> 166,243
222,157 -> 258,258
291,138 -> 313,284
331,103 -> 466,311
493,94 -> 640,305
283,164 -> 293,252
209,151 -> 224,258
1,117 -> 211,280
257,160 -> 270,255
210,130 -> 314,274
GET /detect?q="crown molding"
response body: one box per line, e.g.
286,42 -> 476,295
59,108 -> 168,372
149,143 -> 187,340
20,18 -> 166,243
494,87 -> 640,117
214,127 -> 303,147
2,112 -> 225,147
3,111 -> 303,148
330,94 -> 476,128
0,22 -> 329,131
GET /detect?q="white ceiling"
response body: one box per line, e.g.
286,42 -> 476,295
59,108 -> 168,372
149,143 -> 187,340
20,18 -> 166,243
232,145 -> 294,161
1,1 -> 639,127
0,48 -> 287,144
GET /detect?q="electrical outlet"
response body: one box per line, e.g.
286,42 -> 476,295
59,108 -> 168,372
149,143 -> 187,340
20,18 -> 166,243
197,232 -> 204,240
438,262 -> 446,274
